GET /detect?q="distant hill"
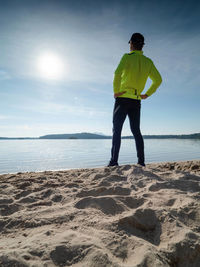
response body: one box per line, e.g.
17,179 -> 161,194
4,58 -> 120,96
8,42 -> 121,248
39,133 -> 111,139
123,133 -> 200,139
0,133 -> 200,140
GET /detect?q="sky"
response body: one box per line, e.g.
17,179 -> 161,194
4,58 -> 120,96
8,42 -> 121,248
0,0 -> 200,137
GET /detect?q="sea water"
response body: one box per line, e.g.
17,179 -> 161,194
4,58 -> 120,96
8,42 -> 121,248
0,139 -> 199,174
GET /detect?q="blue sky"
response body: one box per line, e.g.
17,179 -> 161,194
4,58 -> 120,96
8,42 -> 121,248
0,0 -> 200,137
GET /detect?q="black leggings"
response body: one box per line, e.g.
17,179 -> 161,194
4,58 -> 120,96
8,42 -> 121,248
110,97 -> 144,164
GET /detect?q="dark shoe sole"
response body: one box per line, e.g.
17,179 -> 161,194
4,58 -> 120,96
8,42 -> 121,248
137,162 -> 146,167
107,163 -> 119,167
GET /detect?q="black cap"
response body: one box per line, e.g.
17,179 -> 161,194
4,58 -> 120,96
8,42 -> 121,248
128,33 -> 145,45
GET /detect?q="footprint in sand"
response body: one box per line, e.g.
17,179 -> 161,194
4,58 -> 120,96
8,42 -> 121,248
149,179 -> 200,193
75,196 -> 126,215
115,196 -> 145,209
76,186 -> 131,198
0,255 -> 29,267
89,250 -> 116,267
148,182 -> 168,192
29,249 -> 44,258
51,194 -> 63,202
176,205 -> 200,230
65,183 -> 79,188
0,203 -> 20,216
165,198 -> 176,206
14,190 -> 32,200
89,171 -> 106,179
16,181 -> 32,190
117,208 -> 160,245
97,180 -> 111,187
40,188 -> 54,198
0,198 -> 13,205
2,218 -> 23,231
50,244 -> 90,266
102,174 -> 127,183
17,196 -> 37,204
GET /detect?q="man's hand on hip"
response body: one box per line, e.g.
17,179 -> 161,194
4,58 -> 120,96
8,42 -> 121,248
140,94 -> 148,99
114,91 -> 126,98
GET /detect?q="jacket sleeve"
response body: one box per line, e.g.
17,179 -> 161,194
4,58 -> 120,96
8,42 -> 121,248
145,61 -> 162,97
113,54 -> 126,93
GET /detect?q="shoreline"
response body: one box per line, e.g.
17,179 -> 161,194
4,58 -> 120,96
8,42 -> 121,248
0,159 -> 200,176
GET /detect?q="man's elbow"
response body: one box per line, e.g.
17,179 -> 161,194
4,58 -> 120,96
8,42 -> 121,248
156,76 -> 162,87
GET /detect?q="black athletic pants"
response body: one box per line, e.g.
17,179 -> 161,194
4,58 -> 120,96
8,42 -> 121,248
110,97 -> 144,164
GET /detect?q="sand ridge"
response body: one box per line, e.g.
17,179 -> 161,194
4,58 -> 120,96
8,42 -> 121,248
0,160 -> 200,266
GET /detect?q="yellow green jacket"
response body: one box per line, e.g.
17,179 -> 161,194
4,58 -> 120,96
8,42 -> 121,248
113,50 -> 162,100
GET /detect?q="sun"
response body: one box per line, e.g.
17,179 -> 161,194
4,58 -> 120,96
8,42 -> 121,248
37,52 -> 64,80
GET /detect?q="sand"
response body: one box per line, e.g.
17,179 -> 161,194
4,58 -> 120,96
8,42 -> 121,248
0,160 -> 200,267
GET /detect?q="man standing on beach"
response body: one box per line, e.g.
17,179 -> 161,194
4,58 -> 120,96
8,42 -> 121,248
108,33 -> 162,167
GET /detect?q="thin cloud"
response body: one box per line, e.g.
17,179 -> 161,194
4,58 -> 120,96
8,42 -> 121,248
12,100 -> 109,117
0,70 -> 11,80
0,115 -> 12,120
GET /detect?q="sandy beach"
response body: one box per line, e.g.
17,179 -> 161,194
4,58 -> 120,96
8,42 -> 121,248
0,160 -> 200,267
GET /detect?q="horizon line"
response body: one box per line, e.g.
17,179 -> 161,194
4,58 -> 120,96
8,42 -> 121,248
0,132 -> 200,139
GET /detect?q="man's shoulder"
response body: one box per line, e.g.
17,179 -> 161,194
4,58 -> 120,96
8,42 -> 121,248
142,54 -> 153,63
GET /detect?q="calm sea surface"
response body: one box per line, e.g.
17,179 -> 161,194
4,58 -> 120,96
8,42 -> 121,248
0,139 -> 199,174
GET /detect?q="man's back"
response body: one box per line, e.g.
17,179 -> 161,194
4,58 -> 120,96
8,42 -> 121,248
113,50 -> 162,100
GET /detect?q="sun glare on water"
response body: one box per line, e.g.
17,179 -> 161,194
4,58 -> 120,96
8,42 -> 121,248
37,52 -> 64,80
